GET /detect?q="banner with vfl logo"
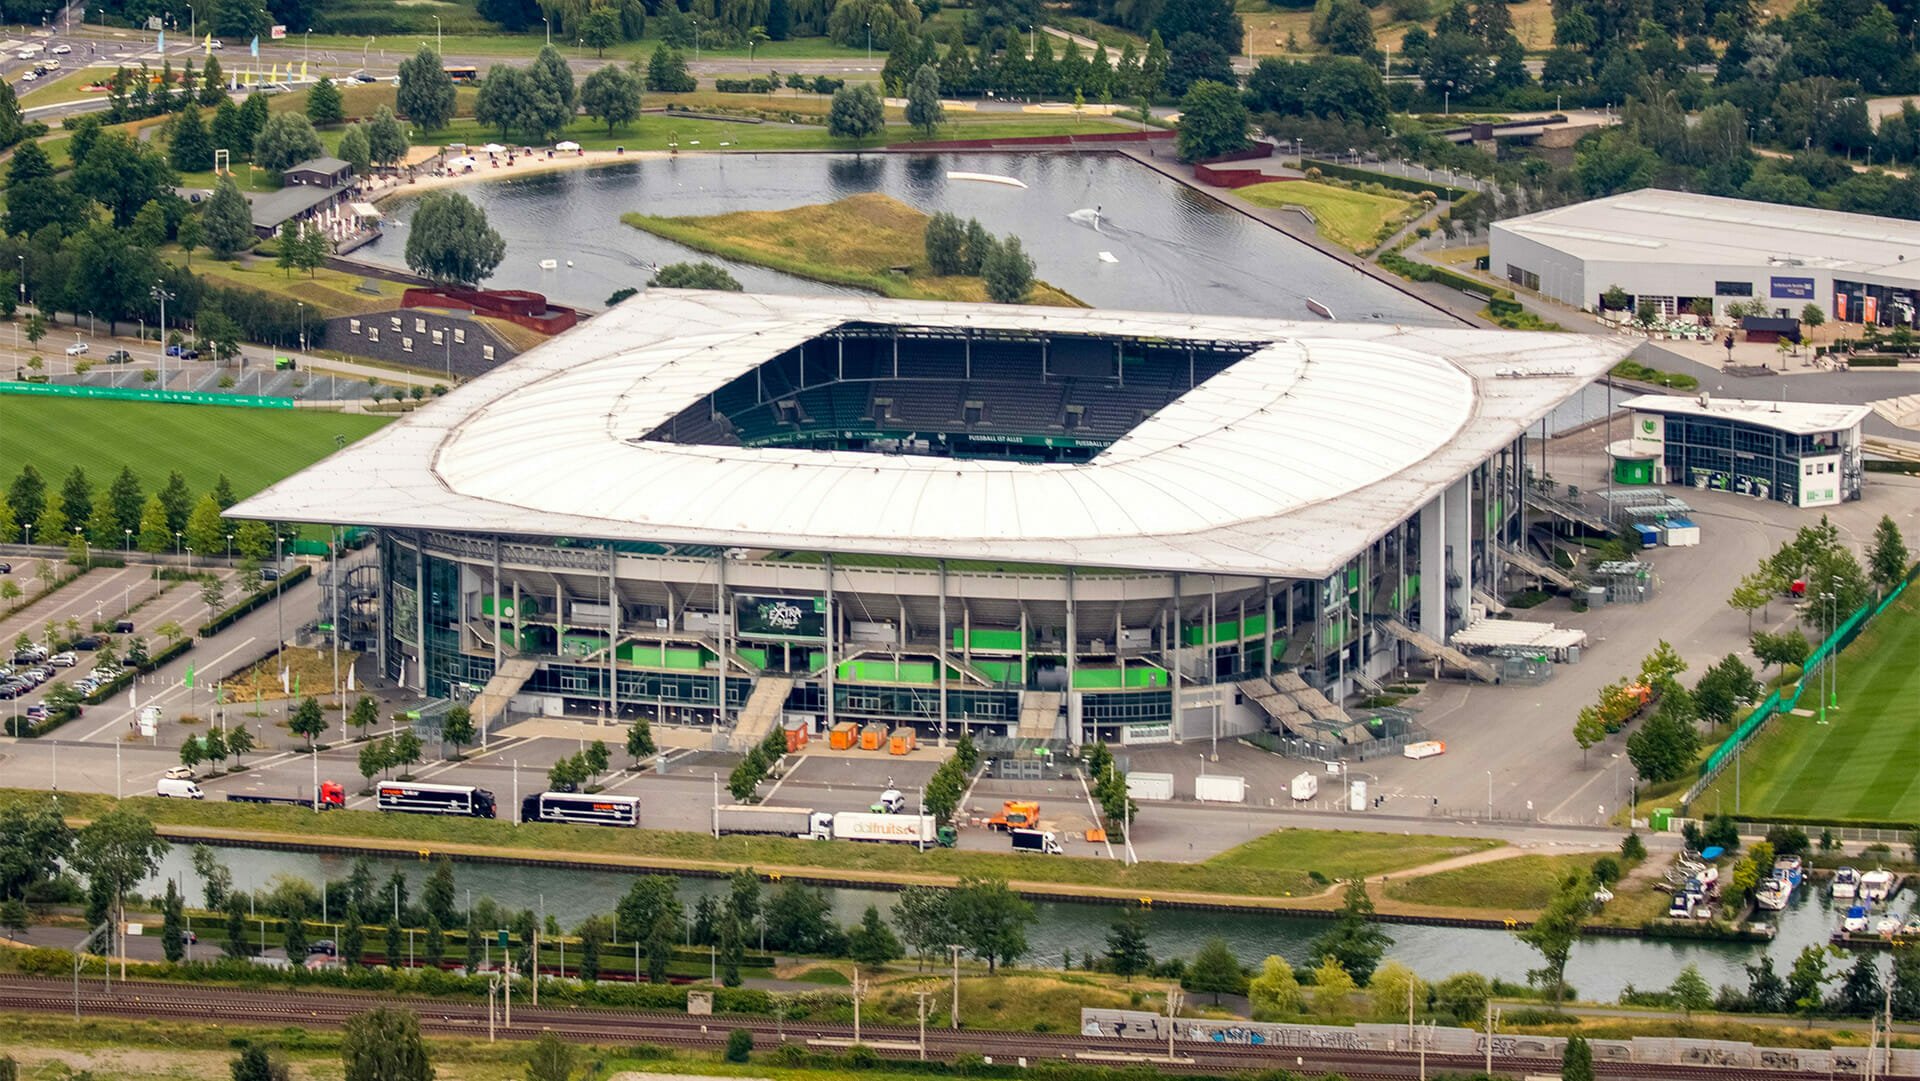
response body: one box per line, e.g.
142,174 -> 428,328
735,594 -> 827,640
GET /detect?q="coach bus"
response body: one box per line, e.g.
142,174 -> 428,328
376,782 -> 496,818
443,64 -> 479,83
520,791 -> 640,827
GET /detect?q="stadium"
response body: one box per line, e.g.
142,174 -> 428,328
230,292 -> 1631,752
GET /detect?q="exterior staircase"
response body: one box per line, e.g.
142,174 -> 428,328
730,675 -> 794,751
1497,542 -> 1580,591
1016,690 -> 1063,740
1377,618 -> 1498,683
471,657 -> 539,732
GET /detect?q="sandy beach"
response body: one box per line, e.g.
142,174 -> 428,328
365,146 -> 673,205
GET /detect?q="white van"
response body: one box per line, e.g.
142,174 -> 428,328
156,777 -> 203,799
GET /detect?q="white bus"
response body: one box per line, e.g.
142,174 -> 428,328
521,791 -> 639,827
376,782 -> 497,818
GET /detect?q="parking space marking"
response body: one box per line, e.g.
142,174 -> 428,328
78,635 -> 256,741
760,753 -> 805,803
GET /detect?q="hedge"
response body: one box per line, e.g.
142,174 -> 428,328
1846,355 -> 1903,367
1300,158 -> 1469,201
82,636 -> 194,706
200,564 -> 312,637
713,77 -> 775,93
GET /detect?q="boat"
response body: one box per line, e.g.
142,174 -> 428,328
1773,855 -> 1804,889
538,259 -> 558,271
1833,866 -> 1861,898
946,171 -> 1028,188
1875,914 -> 1903,937
1861,868 -> 1895,903
1843,904 -> 1870,934
1305,297 -> 1335,320
1754,878 -> 1790,912
1668,892 -> 1697,919
1901,913 -> 1920,936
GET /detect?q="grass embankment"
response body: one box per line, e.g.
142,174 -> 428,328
1610,358 -> 1700,390
14,65 -> 112,107
0,787 -> 1494,905
1695,586 -> 1920,824
1236,180 -> 1417,253
190,250 -> 410,317
1383,853 -> 1593,911
0,398 -> 390,503
624,194 -> 1084,307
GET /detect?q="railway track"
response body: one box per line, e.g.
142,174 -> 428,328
0,975 -> 1905,1081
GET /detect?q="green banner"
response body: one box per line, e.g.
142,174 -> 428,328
0,381 -> 295,409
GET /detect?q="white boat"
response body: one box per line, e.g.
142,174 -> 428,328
538,259 -> 558,271
1306,297 -> 1335,320
947,171 -> 1027,188
1773,855 -> 1804,889
1901,913 -> 1920,936
1843,904 -> 1870,933
1833,866 -> 1861,898
1754,878 -> 1790,911
1875,914 -> 1903,937
1862,869 -> 1895,903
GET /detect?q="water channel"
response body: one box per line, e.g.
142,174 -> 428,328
353,152 -> 1450,326
146,844 -> 1880,1002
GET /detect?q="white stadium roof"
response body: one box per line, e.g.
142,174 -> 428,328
232,292 -> 1634,578
1495,189 -> 1920,282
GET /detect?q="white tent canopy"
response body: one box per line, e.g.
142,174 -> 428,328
555,140 -> 581,151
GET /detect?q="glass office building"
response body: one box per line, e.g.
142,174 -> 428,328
1620,395 -> 1869,508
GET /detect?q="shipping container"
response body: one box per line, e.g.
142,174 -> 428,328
1289,772 -> 1320,801
888,727 -> 917,755
1402,740 -> 1447,760
1126,771 -> 1175,801
783,720 -> 810,753
828,721 -> 860,750
859,723 -> 887,751
1194,775 -> 1246,803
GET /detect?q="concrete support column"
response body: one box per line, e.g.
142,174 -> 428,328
823,556 -> 837,731
607,548 -> 618,726
1418,495 -> 1445,642
1169,575 -> 1183,741
1064,569 -> 1077,707
414,543 -> 427,694
937,560 -> 949,744
716,553 -> 730,728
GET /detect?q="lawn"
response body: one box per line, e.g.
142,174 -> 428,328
1381,853 -> 1593,911
299,29 -> 873,63
1694,586 -> 1920,825
624,193 -> 1086,306
188,252 -> 410,318
1,786 -> 1497,906
14,65 -> 113,107
0,398 -> 389,508
1236,179 -> 1417,253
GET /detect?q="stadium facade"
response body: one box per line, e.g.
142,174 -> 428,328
232,293 -> 1631,749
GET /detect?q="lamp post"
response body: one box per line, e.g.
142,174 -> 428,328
542,16 -> 549,45
1829,576 -> 1842,711
173,530 -> 181,555
1485,769 -> 1493,818
226,532 -> 233,562
151,285 -> 173,383
296,301 -> 305,353
123,528 -> 131,552
865,20 -> 871,61
1818,591 -> 1834,725
432,14 -> 441,53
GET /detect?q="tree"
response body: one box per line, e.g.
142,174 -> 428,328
580,65 -> 641,136
1639,639 -> 1688,692
615,875 -> 683,943
1103,908 -> 1151,980
1247,955 -> 1302,1018
846,904 -> 903,968
1434,970 -> 1490,1023
232,1044 -> 290,1081
1695,654 -> 1759,727
405,191 -> 506,287
1517,871 -> 1587,1003
203,176 -> 255,258
895,886 -> 956,968
1785,944 -> 1831,1025
475,66 -> 543,145
341,1007 -> 433,1081
828,83 -> 885,140
160,880 -> 187,961
905,64 -> 944,137
1573,706 -> 1608,762
307,76 -> 344,127
1562,1035 -> 1595,1081
397,46 -> 456,132
1752,628 -> 1811,675
1308,955 -> 1357,1015
185,493 -> 226,556
0,802 -> 73,900
981,234 -> 1035,304
1155,0 -> 1242,56
253,113 -> 324,175
1183,937 -> 1244,1002
924,211 -> 967,276
1174,79 -> 1249,163
357,739 -> 389,789
645,47 -> 696,93
1164,33 -> 1234,99
625,716 -> 655,765
525,1032 -> 575,1081
949,877 -> 1032,973
1869,515 -> 1909,595
420,857 -> 457,929
1671,963 -> 1712,1021
169,105 -> 215,173
348,695 -> 379,739
1892,946 -> 1920,1020
337,123 -> 372,176
650,262 -> 742,290
367,107 -> 409,168
289,696 -> 327,748
7,465 -> 45,528
646,911 -> 678,981
1312,878 -> 1391,984
1834,953 -> 1883,1017
1626,689 -> 1701,783
725,1029 -> 753,1064
72,808 -> 169,972
390,731 -> 424,777
340,905 -> 366,967
440,706 -> 475,758
1729,570 -> 1778,632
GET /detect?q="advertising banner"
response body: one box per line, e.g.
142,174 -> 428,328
270,23 -> 287,38
1770,276 -> 1815,299
0,382 -> 294,408
734,594 -> 826,640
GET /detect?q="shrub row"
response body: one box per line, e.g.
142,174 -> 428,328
1845,354 -> 1904,367
1300,158 -> 1469,201
200,564 -> 312,637
81,636 -> 193,707
713,77 -> 776,94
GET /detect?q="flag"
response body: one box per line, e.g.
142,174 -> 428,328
204,33 -> 212,56
128,686 -> 137,709
300,60 -> 307,81
249,35 -> 259,57
183,663 -> 195,690
157,29 -> 164,52
293,674 -> 300,696
281,667 -> 290,694
347,665 -> 356,691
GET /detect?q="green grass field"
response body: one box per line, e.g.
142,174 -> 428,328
0,398 -> 389,511
1696,586 -> 1920,824
1236,180 -> 1417,253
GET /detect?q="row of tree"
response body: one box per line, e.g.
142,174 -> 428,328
0,463 -> 281,561
921,208 -> 1037,301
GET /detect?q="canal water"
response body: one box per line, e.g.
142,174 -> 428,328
353,152 -> 1450,326
145,844 -> 1878,1001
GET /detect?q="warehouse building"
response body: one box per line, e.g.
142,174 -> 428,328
231,293 -> 1630,749
1490,190 -> 1920,325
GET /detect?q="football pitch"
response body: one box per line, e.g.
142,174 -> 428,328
0,397 -> 389,511
1701,585 -> 1920,824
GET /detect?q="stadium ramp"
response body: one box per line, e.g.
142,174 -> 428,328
472,657 -> 539,732
1497,543 -> 1579,590
1016,691 -> 1063,740
1377,618 -> 1498,683
731,675 -> 795,751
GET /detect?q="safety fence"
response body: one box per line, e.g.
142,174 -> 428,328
0,380 -> 294,408
1681,565 -> 1918,811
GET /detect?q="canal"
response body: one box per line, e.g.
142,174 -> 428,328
146,844 -> 1872,1002
353,152 -> 1451,326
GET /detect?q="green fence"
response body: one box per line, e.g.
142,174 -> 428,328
0,381 -> 295,408
1687,572 -> 1915,805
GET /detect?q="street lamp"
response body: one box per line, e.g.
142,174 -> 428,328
296,301 -> 305,353
123,528 -> 131,552
541,16 -> 550,45
173,530 -> 181,554
865,20 -> 872,61
226,532 -> 233,561
1485,769 -> 1493,818
432,14 -> 441,53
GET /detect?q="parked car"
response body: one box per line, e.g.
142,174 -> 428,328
50,43 -> 69,54
48,652 -> 76,667
162,766 -> 195,779
19,70 -> 38,81
261,567 -> 281,581
64,341 -> 87,356
73,635 -> 103,651
104,349 -> 132,364
0,561 -> 11,572
308,940 -> 337,956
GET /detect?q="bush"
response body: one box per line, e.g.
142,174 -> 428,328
713,78 -> 774,93
725,1029 -> 753,1063
200,564 -> 312,637
1591,855 -> 1622,884
1847,354 -> 1902,367
1621,832 -> 1647,861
